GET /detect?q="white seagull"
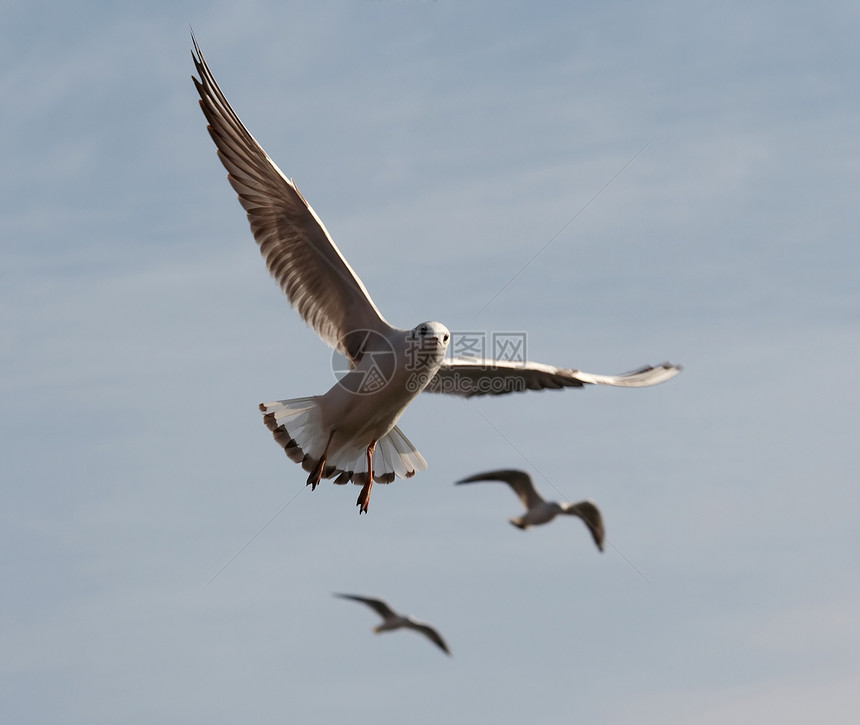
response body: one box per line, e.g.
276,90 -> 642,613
334,593 -> 451,655
457,469 -> 605,552
191,37 -> 682,513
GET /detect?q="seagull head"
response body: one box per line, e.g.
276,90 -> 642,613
410,321 -> 450,353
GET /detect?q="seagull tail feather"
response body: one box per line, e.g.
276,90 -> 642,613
258,398 -> 427,485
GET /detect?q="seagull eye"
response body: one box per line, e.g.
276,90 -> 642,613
443,334 -> 449,343
420,325 -> 427,336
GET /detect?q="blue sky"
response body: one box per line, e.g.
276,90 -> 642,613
3,1 -> 859,723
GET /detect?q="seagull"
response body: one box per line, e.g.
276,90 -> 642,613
191,36 -> 682,513
457,469 -> 605,551
334,593 -> 451,655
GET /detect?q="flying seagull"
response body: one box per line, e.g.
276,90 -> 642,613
334,593 -> 451,655
457,469 -> 605,551
191,36 -> 682,513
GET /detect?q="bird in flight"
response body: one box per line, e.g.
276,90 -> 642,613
457,469 -> 605,551
191,36 -> 681,513
334,593 -> 451,655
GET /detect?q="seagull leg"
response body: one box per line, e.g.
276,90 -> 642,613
307,429 -> 336,490
356,439 -> 377,514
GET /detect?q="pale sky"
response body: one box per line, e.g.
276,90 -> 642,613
3,1 -> 860,723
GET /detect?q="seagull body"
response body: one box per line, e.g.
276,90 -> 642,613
457,469 -> 605,551
260,323 -> 450,505
334,594 -> 451,655
191,36 -> 681,513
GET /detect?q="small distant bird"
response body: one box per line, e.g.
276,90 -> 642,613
334,594 -> 451,655
457,469 -> 605,552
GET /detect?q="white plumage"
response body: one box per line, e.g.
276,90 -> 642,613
191,37 -> 681,513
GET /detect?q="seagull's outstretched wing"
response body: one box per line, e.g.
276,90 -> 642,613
565,500 -> 605,552
457,469 -> 544,510
406,621 -> 451,655
425,358 -> 681,397
192,37 -> 391,362
334,593 -> 396,620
